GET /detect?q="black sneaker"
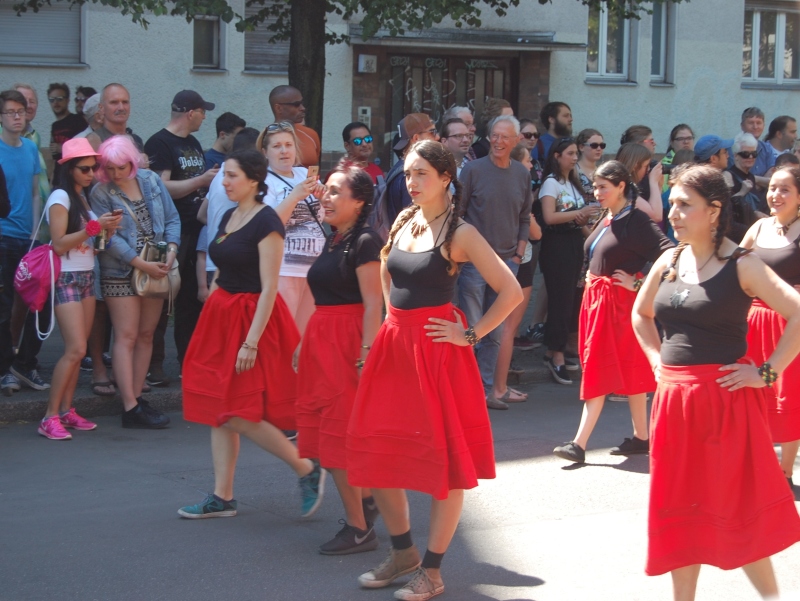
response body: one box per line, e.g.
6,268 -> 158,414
609,436 -> 649,456
362,496 -> 380,525
545,357 -> 572,385
122,402 -> 170,429
524,323 -> 545,344
553,441 -> 585,463
319,519 -> 379,555
543,356 -> 580,372
145,366 -> 170,387
80,357 -> 93,372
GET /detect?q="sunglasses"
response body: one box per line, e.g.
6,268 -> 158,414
351,135 -> 373,146
673,135 -> 694,143
584,142 -> 607,150
521,132 -> 540,140
737,151 -> 758,159
75,97 -> 87,103
75,164 -> 100,174
266,121 -> 295,133
48,96 -> 66,103
277,100 -> 304,108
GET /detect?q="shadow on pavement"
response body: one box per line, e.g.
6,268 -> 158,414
560,455 -> 650,475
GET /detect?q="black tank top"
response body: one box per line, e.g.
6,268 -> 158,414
387,219 -> 459,310
752,221 -> 800,286
654,255 -> 752,366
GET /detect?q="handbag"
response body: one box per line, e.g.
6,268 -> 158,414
14,209 -> 59,340
121,200 -> 181,311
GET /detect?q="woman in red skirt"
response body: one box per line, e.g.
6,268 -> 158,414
178,149 -> 325,520
553,161 -> 672,463
296,163 -> 383,554
742,166 -> 800,485
347,140 -> 522,601
633,164 -> 800,600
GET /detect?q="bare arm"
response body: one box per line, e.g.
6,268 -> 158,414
356,261 -> 383,369
380,259 -> 391,310
268,177 -> 317,224
632,250 -> 673,374
48,203 -> 121,256
740,218 -> 766,250
196,251 -> 209,303
157,168 -> 218,201
529,215 -> 542,241
197,197 -> 208,225
540,195 -> 594,225
236,231 -> 284,374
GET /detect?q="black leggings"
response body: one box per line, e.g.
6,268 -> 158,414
539,230 -> 584,353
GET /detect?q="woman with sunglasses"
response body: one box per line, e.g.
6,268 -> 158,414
90,135 -> 180,429
258,121 -> 325,335
38,138 -> 122,440
518,119 -> 544,193
576,129 -> 606,197
727,131 -> 763,214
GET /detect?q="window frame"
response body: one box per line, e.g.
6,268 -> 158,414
742,4 -> 800,86
586,4 -> 634,83
192,14 -> 226,72
243,1 -> 290,75
0,0 -> 86,67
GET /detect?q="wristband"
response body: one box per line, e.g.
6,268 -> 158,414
355,359 -> 365,369
758,362 -> 778,387
241,342 -> 258,352
85,220 -> 102,237
464,326 -> 480,346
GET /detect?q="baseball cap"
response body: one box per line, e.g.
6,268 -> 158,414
694,135 -> 734,162
394,113 -> 435,151
83,94 -> 101,118
171,90 -> 215,113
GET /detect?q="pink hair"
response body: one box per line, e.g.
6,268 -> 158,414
96,135 -> 146,183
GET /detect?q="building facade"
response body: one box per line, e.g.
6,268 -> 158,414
0,0 -> 796,169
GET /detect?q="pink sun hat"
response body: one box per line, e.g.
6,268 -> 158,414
58,138 -> 101,164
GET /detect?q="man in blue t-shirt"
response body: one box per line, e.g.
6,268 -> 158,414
533,101 -> 572,162
0,89 -> 50,395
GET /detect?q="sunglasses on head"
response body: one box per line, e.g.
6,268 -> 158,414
521,132 -> 540,140
266,121 -> 295,133
737,151 -> 758,159
585,142 -> 607,150
351,135 -> 373,146
75,164 -> 100,174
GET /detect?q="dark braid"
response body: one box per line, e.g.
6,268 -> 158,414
326,160 -> 375,275
380,205 -> 420,263
662,241 -> 688,282
442,178 -> 464,275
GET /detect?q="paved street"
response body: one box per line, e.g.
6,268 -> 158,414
3,371 -> 800,601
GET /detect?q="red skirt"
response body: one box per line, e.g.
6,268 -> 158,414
346,303 -> 496,500
182,289 -> 300,429
747,299 -> 800,442
296,304 -> 364,469
579,274 -> 656,400
647,363 -> 800,576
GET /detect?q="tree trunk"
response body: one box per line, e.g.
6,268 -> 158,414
289,0 -> 326,140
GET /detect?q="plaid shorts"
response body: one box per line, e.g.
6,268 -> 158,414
55,270 -> 96,306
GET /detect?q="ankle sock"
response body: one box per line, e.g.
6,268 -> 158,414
362,495 -> 376,508
422,550 -> 444,569
390,530 -> 413,550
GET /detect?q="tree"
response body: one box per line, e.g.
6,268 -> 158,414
12,0 -> 686,135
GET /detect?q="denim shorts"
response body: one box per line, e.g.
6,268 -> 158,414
55,270 -> 96,306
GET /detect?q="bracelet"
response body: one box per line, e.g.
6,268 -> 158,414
355,359 -> 365,369
464,326 -> 480,346
85,220 -> 102,237
633,277 -> 644,292
241,342 -> 258,352
167,247 -> 177,254
758,362 -> 778,387
361,345 -> 371,350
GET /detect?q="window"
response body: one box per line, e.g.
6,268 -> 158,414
194,16 -> 225,70
743,4 -> 800,85
651,2 -> 677,83
244,2 -> 289,73
586,4 -> 631,80
0,0 -> 83,65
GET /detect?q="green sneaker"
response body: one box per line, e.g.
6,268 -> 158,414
178,493 -> 237,519
299,459 -> 326,517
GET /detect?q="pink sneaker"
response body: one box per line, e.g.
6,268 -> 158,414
38,415 -> 72,440
60,408 -> 97,431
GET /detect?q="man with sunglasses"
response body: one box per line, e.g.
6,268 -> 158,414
0,89 -> 50,395
337,122 -> 383,184
268,85 -> 320,168
47,83 -> 88,185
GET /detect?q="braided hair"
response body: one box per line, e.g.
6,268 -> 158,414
380,139 -> 463,275
589,160 -> 638,234
226,149 -> 269,198
661,163 -> 733,282
326,159 -> 375,274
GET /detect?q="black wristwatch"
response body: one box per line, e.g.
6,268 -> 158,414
514,252 -> 524,260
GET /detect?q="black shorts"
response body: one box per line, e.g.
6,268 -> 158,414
516,258 -> 534,289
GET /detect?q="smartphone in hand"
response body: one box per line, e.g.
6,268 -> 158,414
307,166 -> 319,179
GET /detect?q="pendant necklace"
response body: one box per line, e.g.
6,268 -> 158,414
215,204 -> 260,244
671,252 -> 715,308
776,215 -> 800,236
410,206 -> 450,238
327,225 -> 354,252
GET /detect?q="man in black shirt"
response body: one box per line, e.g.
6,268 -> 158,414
47,83 -> 87,184
144,90 -> 218,382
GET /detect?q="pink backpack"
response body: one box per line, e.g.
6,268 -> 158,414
14,211 -> 60,339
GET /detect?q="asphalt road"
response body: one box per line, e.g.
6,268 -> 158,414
3,377 -> 800,601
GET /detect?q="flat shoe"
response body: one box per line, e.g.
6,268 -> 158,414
486,391 -> 509,410
91,381 -> 116,397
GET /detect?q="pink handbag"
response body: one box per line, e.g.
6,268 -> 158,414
14,210 -> 60,339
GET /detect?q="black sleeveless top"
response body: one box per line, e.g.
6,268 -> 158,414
387,219 -> 459,310
752,221 -> 800,286
654,256 -> 752,366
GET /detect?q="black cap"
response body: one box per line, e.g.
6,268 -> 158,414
171,90 -> 215,112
